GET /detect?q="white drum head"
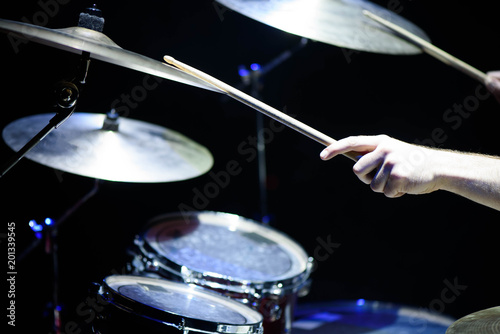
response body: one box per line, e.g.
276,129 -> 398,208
143,211 -> 310,283
103,275 -> 263,333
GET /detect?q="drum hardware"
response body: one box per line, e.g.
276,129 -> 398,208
0,6 -> 214,330
131,237 -> 314,303
77,4 -> 105,33
248,64 -> 269,225
92,275 -> 264,334
1,9 -> 102,331
19,179 -> 101,334
3,2 -> 486,333
0,51 -> 89,178
0,5 -> 104,178
128,211 -> 314,334
235,38 -> 309,224
1,7 -> 218,181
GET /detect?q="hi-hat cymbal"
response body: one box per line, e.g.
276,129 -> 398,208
0,18 -> 222,93
216,0 -> 430,55
2,113 -> 214,183
446,306 -> 500,334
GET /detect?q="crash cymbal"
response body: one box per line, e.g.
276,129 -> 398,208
2,112 -> 214,183
446,306 -> 500,334
216,0 -> 430,55
0,18 -> 222,93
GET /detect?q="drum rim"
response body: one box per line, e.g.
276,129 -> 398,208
99,275 -> 264,334
135,211 -> 314,295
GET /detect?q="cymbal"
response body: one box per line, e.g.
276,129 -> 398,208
215,0 -> 430,55
446,306 -> 500,334
2,113 -> 214,183
0,18 -> 222,93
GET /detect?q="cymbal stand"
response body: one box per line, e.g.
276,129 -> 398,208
4,38 -> 91,334
0,51 -> 90,178
238,38 -> 308,224
1,5 -> 103,178
26,178 -> 101,334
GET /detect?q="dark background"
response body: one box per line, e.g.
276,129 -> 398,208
1,0 -> 499,333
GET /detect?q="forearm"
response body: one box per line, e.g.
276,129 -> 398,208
320,135 -> 500,211
433,149 -> 500,211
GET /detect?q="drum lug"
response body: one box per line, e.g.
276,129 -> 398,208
130,255 -> 145,272
132,236 -> 145,250
307,257 -> 316,272
251,292 -> 261,302
131,254 -> 159,273
269,284 -> 284,296
254,327 -> 264,334
260,299 -> 282,322
164,318 -> 187,333
146,258 -> 160,272
297,279 -> 312,298
131,238 -> 160,271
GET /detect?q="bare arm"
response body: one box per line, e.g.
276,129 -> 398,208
320,135 -> 500,211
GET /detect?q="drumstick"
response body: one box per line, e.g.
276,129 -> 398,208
363,10 -> 487,84
164,55 -> 359,162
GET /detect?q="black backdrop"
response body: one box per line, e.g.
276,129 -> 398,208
1,1 -> 500,333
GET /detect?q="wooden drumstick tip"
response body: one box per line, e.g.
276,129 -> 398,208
362,10 -> 373,18
163,55 -> 176,65
362,10 -> 383,24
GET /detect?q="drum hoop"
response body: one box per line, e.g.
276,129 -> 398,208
137,211 -> 314,297
100,275 -> 264,334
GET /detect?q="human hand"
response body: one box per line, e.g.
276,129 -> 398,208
320,135 -> 441,198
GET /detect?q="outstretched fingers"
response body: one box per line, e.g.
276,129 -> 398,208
320,135 -> 389,161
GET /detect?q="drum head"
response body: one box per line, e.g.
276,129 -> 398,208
143,211 -> 310,283
292,300 -> 455,333
101,275 -> 263,333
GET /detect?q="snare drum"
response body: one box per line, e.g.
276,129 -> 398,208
93,275 -> 263,334
130,211 -> 314,334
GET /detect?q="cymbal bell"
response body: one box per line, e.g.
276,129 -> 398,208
2,113 -> 214,183
0,18 -> 222,93
446,306 -> 500,334
216,0 -> 430,55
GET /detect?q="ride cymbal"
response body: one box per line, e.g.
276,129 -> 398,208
2,112 -> 214,183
